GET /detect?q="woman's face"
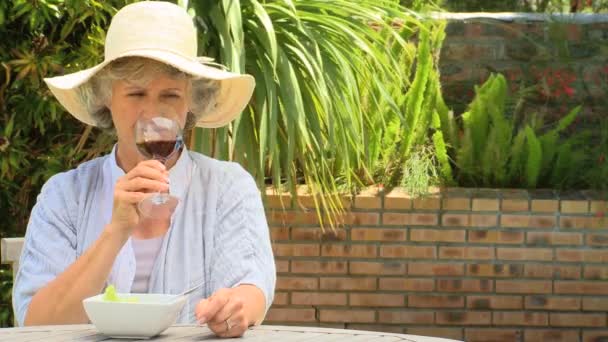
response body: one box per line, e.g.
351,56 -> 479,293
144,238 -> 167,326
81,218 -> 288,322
110,74 -> 190,159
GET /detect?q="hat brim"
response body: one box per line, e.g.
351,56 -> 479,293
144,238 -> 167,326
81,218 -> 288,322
44,49 -> 255,128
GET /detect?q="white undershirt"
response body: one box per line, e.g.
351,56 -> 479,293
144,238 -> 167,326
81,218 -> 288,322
131,235 -> 165,293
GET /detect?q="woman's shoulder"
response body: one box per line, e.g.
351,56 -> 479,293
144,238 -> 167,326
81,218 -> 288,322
43,154 -> 110,191
188,150 -> 252,180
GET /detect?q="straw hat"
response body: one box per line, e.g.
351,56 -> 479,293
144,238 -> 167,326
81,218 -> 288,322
43,1 -> 255,128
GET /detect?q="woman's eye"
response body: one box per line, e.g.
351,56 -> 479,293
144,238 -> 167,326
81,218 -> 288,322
128,93 -> 144,97
164,94 -> 180,99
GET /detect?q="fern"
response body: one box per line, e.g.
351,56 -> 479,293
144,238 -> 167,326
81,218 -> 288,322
524,126 -> 543,188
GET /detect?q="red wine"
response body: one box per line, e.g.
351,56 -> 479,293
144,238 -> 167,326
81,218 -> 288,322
136,140 -> 178,159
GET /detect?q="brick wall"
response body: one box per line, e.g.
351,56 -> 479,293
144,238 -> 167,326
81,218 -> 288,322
437,13 -> 608,125
264,187 -> 608,342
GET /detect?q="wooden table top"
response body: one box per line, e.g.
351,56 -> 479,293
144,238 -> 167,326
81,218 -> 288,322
0,324 -> 461,341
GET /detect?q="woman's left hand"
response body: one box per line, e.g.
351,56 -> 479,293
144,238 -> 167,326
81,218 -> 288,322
195,288 -> 249,337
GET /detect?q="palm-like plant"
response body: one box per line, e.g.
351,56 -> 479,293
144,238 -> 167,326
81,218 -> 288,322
185,0 -> 444,226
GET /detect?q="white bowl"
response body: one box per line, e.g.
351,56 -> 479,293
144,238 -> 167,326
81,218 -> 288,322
83,293 -> 187,339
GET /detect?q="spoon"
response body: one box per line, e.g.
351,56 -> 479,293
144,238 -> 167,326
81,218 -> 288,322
178,281 -> 205,297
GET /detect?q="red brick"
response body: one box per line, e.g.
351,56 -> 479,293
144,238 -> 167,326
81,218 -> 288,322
380,245 -> 435,259
350,228 -> 406,241
320,309 -> 375,323
384,188 -> 413,209
469,230 -> 523,244
525,295 -> 580,311
346,324 -> 402,333
524,264 -> 580,279
349,261 -> 406,275
557,249 -> 608,263
264,189 -> 293,209
408,262 -> 464,276
383,213 -> 438,226
407,328 -> 463,341
525,329 -> 579,342
291,227 -> 346,241
273,292 -> 289,305
496,280 -> 552,294
272,243 -> 319,257
561,200 -> 589,213
531,199 -> 558,212
493,312 -> 548,326
266,308 -> 316,322
408,294 -> 464,308
527,232 -> 583,246
442,197 -> 470,211
497,247 -> 553,261
320,277 -> 376,291
437,279 -> 493,293
560,216 -> 598,229
467,263 -> 523,277
501,214 -> 556,228
291,261 -> 347,274
350,293 -> 405,307
501,199 -> 529,212
583,298 -> 608,311
322,244 -> 377,258
584,266 -> 608,280
550,313 -> 606,327
442,214 -> 497,227
267,210 -> 297,225
413,196 -> 441,210
270,226 -> 290,240
584,330 -> 608,342
466,328 -> 522,342
437,311 -> 491,325
276,277 -> 318,290
410,229 -> 465,242
291,292 -> 347,306
467,295 -> 523,309
555,281 -> 608,295
378,310 -> 435,324
354,187 -> 382,209
379,278 -> 435,291
275,260 -> 289,273
587,233 -> 608,246
472,199 -> 499,212
342,212 -> 380,226
591,200 -> 607,213
439,246 -> 494,260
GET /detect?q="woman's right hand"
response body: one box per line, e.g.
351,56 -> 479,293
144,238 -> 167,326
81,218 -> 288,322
108,160 -> 170,235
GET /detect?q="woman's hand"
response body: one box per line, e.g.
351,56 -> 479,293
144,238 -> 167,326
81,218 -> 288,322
109,160 -> 169,235
195,288 -> 249,338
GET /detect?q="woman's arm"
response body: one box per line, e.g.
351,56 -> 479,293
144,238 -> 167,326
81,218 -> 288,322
24,225 -> 129,325
194,163 -> 276,337
21,160 -> 169,325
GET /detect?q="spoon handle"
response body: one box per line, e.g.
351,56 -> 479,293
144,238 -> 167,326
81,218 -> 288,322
180,281 -> 205,297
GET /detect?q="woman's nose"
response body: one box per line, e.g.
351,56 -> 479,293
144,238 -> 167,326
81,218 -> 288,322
138,98 -> 170,118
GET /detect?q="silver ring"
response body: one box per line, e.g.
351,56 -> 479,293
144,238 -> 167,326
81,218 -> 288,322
225,319 -> 232,331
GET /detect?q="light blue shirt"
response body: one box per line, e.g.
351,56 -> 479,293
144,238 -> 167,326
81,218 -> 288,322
12,146 -> 276,326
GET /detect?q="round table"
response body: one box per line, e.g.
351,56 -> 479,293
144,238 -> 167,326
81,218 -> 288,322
0,324 -> 462,341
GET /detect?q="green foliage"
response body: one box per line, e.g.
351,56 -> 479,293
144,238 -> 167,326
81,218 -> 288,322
187,0 -> 446,223
452,73 -> 587,189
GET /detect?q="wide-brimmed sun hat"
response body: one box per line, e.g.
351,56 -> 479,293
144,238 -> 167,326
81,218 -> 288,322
43,1 -> 255,128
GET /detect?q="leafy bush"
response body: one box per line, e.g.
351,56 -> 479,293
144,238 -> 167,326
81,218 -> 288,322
446,73 -> 599,190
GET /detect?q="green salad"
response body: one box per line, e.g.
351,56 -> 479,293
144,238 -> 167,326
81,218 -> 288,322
103,285 -> 139,303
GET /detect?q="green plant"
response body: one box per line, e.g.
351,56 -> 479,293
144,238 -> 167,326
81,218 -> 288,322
450,73 -> 583,189
186,0 -> 444,226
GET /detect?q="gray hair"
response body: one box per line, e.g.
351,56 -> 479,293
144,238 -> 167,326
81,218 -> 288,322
79,57 -> 220,131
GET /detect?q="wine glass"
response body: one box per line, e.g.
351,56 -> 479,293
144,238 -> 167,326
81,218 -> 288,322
134,108 -> 184,219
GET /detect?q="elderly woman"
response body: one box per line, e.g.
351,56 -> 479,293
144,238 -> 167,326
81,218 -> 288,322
12,1 -> 275,338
